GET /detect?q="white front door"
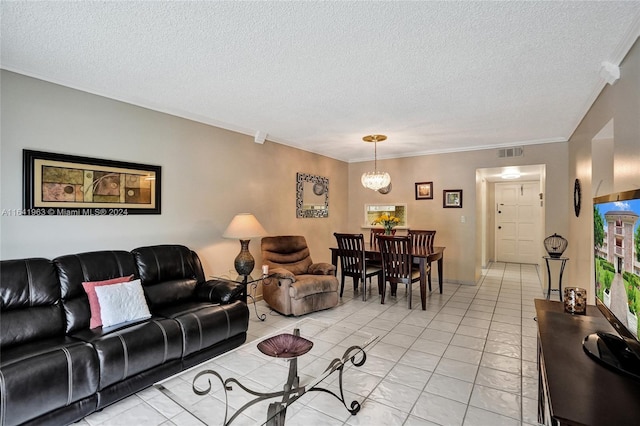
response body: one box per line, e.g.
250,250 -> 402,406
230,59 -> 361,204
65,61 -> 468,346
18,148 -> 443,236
496,182 -> 541,264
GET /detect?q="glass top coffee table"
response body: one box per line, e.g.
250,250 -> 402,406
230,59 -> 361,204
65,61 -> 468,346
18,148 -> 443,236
155,318 -> 378,425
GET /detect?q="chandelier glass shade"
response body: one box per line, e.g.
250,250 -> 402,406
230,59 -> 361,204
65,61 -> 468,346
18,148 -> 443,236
361,134 -> 391,191
361,170 -> 391,191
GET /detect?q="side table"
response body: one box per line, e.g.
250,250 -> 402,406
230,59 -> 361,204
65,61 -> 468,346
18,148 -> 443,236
211,273 -> 274,321
543,256 -> 568,301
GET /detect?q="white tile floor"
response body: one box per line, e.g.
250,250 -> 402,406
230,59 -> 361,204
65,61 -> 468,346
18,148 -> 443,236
76,262 -> 544,426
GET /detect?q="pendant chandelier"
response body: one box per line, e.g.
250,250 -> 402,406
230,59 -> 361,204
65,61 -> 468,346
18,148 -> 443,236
361,134 -> 391,191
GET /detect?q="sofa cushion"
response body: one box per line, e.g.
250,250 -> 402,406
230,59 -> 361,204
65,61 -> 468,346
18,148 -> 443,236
82,275 -> 134,329
289,274 -> 339,299
154,300 -> 249,357
0,258 -> 64,348
144,278 -> 198,308
54,251 -> 138,333
71,317 -> 183,390
95,279 -> 152,327
0,337 -> 99,426
132,245 -> 203,308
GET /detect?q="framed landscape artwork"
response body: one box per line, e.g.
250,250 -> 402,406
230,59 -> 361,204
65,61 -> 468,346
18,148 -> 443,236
415,182 -> 433,200
443,189 -> 463,208
23,150 -> 161,215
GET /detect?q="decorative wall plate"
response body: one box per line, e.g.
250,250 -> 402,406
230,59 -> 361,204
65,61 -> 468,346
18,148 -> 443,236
313,182 -> 326,196
378,183 -> 392,194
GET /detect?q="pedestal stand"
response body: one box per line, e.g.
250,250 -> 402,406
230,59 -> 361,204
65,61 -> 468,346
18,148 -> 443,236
543,256 -> 568,301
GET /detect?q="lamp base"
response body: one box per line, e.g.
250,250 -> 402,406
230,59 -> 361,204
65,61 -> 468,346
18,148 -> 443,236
234,239 -> 255,276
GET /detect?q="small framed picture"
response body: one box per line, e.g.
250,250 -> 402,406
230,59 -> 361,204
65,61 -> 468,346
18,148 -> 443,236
443,189 -> 463,208
415,182 -> 433,200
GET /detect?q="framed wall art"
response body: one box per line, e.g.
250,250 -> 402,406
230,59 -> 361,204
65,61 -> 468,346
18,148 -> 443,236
23,150 -> 161,215
415,182 -> 433,200
443,189 -> 463,208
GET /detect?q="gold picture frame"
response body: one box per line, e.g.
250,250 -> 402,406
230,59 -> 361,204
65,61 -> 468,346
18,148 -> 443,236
23,150 -> 161,215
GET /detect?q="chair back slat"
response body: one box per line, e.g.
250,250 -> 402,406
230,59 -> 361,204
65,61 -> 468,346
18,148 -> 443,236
334,233 -> 366,278
370,228 -> 397,245
408,229 -> 436,251
377,235 -> 413,284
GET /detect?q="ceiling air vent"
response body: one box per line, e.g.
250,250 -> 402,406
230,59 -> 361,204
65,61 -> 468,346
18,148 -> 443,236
498,146 -> 523,158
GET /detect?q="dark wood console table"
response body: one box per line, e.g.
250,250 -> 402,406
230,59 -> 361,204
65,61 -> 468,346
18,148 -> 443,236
535,299 -> 640,425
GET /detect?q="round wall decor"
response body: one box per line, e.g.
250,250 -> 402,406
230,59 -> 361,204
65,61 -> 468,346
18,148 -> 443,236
378,183 -> 392,194
574,178 -> 581,217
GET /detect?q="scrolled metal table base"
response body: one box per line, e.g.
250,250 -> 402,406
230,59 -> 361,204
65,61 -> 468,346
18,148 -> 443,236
192,331 -> 374,425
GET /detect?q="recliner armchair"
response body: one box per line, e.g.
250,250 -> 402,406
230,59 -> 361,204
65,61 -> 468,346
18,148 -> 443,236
261,236 -> 339,316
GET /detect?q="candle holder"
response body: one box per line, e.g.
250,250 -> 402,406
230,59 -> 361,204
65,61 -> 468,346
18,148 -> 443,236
564,287 -> 587,315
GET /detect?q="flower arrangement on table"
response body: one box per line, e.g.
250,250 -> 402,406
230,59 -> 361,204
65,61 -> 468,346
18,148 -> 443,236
372,213 -> 400,235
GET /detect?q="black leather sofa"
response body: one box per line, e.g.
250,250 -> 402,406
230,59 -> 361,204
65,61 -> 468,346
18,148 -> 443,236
0,244 -> 249,426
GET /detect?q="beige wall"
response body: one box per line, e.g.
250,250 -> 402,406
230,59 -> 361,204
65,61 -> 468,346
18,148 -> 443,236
347,143 -> 569,285
0,71 -> 349,284
4,33 -> 638,295
567,37 -> 640,304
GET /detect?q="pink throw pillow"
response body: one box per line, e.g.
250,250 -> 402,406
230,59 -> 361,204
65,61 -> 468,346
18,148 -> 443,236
82,275 -> 134,328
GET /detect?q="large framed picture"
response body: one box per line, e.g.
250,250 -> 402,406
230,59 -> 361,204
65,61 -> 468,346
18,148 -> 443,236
23,150 -> 161,215
443,189 -> 463,208
415,182 -> 433,200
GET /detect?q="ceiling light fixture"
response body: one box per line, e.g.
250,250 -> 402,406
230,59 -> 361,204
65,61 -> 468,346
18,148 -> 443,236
361,134 -> 391,191
501,172 -> 521,180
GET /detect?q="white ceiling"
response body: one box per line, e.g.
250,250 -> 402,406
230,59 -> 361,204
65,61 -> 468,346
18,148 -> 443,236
2,1 -> 639,163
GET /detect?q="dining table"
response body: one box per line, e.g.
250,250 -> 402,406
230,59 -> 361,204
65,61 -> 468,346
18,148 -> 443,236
330,243 -> 445,310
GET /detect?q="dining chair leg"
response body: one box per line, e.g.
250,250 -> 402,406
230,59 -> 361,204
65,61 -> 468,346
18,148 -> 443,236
380,280 -> 386,304
407,282 -> 412,309
340,274 -> 345,297
362,276 -> 367,302
428,268 -> 432,292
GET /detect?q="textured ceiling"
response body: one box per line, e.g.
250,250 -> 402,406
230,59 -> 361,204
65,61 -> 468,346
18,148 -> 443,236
2,2 -> 639,162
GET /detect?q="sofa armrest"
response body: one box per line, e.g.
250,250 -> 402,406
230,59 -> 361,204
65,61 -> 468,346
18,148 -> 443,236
195,279 -> 244,304
262,271 -> 295,315
267,267 -> 296,281
309,262 -> 336,275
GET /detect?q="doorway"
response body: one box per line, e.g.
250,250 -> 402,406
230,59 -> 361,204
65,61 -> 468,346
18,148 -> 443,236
495,181 -> 542,264
476,165 -> 546,276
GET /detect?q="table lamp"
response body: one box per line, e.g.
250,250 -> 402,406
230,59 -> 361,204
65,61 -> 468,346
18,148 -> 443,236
223,213 -> 268,277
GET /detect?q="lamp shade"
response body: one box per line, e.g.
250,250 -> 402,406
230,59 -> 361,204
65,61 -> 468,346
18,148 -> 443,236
223,213 -> 267,239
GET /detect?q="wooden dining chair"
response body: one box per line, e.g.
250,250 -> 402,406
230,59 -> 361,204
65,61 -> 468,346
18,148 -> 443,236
408,229 -> 436,291
377,235 -> 426,308
408,229 -> 436,250
370,228 -> 396,246
334,233 -> 383,301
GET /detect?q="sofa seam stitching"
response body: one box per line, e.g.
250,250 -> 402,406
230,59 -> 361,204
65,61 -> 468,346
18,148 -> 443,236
152,320 -> 169,363
189,313 -> 203,352
0,369 -> 6,426
222,306 -> 230,340
25,259 -> 34,307
116,334 -> 129,380
61,347 -> 73,406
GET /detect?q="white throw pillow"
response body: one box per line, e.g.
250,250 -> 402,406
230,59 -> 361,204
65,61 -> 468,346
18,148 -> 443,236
94,279 -> 152,327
